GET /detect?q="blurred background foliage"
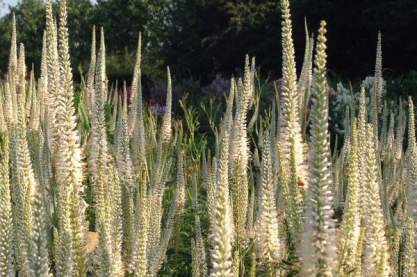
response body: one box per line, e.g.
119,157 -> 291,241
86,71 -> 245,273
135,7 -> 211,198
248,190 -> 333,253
0,0 -> 416,95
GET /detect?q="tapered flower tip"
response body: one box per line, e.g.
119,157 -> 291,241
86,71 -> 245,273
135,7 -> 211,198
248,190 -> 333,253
318,21 -> 327,42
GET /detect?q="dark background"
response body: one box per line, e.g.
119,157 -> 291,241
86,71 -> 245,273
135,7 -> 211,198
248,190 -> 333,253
0,0 -> 416,85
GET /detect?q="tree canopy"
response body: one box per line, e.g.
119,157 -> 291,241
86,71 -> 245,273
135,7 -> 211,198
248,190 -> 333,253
0,0 -> 416,82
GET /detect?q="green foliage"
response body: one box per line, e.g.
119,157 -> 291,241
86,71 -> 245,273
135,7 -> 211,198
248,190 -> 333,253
0,0 -> 93,76
1,0 -> 417,84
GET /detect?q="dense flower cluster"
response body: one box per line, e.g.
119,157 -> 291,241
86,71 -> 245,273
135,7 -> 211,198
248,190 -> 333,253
0,0 -> 415,276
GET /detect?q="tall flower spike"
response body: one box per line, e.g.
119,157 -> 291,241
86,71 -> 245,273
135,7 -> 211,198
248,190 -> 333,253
379,101 -> 389,156
17,43 -> 26,97
129,181 -> 149,277
108,85 -> 119,133
357,86 -> 369,223
362,124 -> 389,276
115,82 -> 134,261
192,172 -> 208,277
406,98 -> 417,262
388,228 -> 401,276
116,83 -> 133,189
337,118 -> 361,275
255,134 -> 280,273
407,97 -> 416,156
395,99 -> 406,160
45,0 -> 61,154
47,1 -> 88,275
30,183 -> 50,276
90,27 -> 109,179
4,80 -> 15,126
191,239 -> 201,277
400,217 -> 415,276
298,19 -> 314,134
229,56 -> 253,246
8,12 -> 17,78
10,43 -> 35,276
0,119 -> 13,276
146,149 -> 167,261
223,78 -> 235,136
86,26 -> 96,116
149,151 -> 186,276
357,86 -> 367,141
146,112 -> 175,262
91,28 -> 122,276
207,158 -> 217,228
383,112 -> 395,161
160,66 -> 172,144
369,33 -> 383,154
26,67 -> 35,119
279,0 -> 307,210
129,32 -> 142,135
108,163 -> 124,275
300,21 -> 336,277
29,70 -> 41,133
406,98 -> 416,192
286,134 -> 305,242
131,33 -> 147,166
38,32 -> 48,126
58,0 -> 73,98
374,32 -> 383,111
209,101 -> 234,277
298,18 -> 310,92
